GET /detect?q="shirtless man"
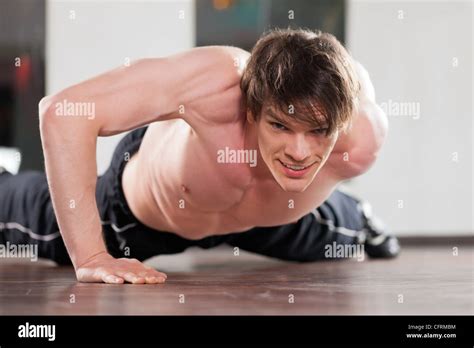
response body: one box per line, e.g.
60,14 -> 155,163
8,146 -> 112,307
0,28 -> 399,284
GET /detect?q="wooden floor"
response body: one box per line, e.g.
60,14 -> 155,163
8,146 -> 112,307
0,244 -> 472,315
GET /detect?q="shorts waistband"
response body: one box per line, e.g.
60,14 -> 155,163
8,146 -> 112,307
99,127 -> 148,227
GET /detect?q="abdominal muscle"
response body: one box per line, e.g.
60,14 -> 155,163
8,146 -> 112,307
122,120 -> 341,240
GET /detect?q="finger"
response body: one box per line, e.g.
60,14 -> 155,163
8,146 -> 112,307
154,270 -> 167,279
121,272 -> 146,284
136,270 -> 166,284
102,274 -> 124,284
142,265 -> 167,278
82,267 -> 110,283
151,271 -> 167,280
139,269 -> 167,279
144,276 -> 165,284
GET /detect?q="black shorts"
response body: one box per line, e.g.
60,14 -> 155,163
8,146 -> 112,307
0,127 -> 366,265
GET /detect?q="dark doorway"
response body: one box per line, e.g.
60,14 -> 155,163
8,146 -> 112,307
0,0 -> 46,170
196,0 -> 346,51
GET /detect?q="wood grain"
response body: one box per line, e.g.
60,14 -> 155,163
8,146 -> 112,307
0,245 -> 472,315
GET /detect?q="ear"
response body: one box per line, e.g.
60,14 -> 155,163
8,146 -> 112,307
246,110 -> 256,124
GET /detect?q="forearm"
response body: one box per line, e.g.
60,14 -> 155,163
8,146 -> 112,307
39,97 -> 107,269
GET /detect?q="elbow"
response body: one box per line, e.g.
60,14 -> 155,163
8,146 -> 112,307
38,95 -> 58,130
38,94 -> 99,149
38,96 -> 57,149
335,152 -> 376,179
38,94 -> 69,147
349,120 -> 387,177
371,103 -> 389,149
38,95 -> 53,114
350,151 -> 379,177
356,104 -> 388,173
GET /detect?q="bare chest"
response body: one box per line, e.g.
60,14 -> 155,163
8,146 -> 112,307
130,120 -> 338,236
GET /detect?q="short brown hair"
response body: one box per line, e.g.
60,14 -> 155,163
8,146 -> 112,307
240,27 -> 360,135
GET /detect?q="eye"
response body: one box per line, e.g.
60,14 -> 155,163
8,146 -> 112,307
311,128 -> 328,135
270,122 -> 288,131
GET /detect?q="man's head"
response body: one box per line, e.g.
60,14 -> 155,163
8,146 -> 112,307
240,28 -> 360,192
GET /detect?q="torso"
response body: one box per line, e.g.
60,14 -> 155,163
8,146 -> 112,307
122,48 -> 344,240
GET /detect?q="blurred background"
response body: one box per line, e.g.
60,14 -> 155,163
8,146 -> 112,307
0,0 -> 472,237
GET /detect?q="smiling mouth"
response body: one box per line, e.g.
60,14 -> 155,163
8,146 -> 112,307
278,160 -> 317,171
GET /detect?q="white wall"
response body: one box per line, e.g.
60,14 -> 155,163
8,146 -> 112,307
345,0 -> 473,235
46,0 -> 472,236
46,0 -> 195,174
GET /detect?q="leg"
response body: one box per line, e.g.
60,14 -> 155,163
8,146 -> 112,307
0,170 -> 71,264
0,168 -> 214,266
104,223 -> 229,262
225,189 -> 399,262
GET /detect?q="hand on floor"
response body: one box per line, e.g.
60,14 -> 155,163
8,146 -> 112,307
75,252 -> 167,284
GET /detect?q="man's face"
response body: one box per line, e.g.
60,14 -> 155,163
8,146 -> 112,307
251,106 -> 339,193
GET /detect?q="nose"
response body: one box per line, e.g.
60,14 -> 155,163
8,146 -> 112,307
285,134 -> 311,162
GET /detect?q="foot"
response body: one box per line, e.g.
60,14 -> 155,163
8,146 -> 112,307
357,200 -> 401,258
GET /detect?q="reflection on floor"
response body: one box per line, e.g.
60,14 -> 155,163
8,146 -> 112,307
0,245 -> 472,315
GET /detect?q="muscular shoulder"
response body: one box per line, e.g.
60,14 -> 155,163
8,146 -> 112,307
212,45 -> 251,74
165,45 -> 249,99
327,61 -> 388,179
352,60 -> 376,103
160,45 -> 250,126
352,61 -> 388,154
